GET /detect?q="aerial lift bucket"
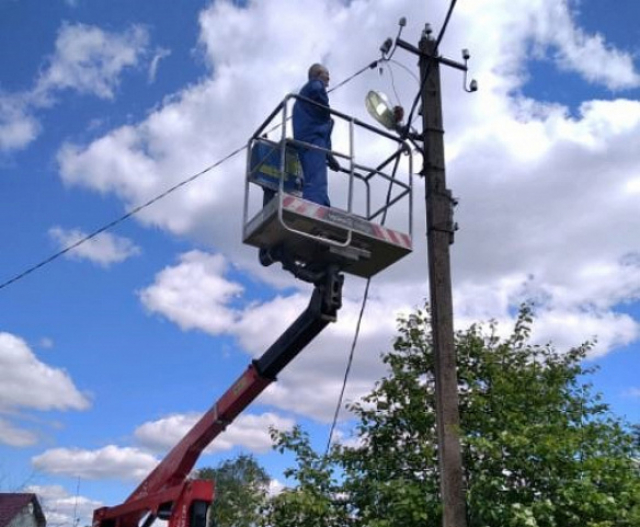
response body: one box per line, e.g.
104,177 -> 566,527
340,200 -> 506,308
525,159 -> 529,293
243,93 -> 414,279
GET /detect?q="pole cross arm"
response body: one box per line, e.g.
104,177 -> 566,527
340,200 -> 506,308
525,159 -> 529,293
395,38 -> 468,71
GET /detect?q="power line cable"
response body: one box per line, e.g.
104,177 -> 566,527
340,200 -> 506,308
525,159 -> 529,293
381,58 -> 420,111
404,0 -> 459,133
325,277 -> 371,456
0,145 -> 246,292
324,153 -> 403,456
388,58 -> 420,84
384,60 -> 403,108
328,60 -> 379,94
261,59 -> 380,141
379,58 -> 422,127
324,8 -> 460,454
435,0 -> 459,47
0,61 -> 378,293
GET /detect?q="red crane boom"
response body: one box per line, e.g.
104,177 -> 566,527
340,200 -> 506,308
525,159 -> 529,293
93,269 -> 343,527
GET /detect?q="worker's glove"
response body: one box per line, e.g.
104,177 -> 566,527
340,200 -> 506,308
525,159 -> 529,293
327,153 -> 340,171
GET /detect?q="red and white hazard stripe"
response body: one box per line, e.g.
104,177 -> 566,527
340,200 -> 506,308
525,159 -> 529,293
282,195 -> 411,249
372,224 -> 412,250
283,195 -> 327,219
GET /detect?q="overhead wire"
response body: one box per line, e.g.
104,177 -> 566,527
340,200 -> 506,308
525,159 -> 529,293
385,60 -> 403,108
325,153 -> 403,456
435,0 -> 459,48
0,144 -> 246,292
0,60 -> 378,293
324,3 -> 461,455
388,58 -> 420,85
404,0 -> 459,134
324,17 -> 415,454
379,58 -> 419,114
261,60 -> 380,141
384,58 -> 422,127
328,60 -> 380,94
325,277 -> 371,456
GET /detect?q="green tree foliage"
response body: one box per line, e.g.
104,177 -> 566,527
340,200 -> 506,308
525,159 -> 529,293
196,454 -> 270,527
263,305 -> 640,527
264,427 -> 350,527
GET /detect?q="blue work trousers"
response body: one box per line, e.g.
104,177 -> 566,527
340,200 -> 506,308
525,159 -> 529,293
299,137 -> 330,207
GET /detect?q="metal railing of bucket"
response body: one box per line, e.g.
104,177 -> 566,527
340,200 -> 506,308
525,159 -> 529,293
243,92 -> 413,256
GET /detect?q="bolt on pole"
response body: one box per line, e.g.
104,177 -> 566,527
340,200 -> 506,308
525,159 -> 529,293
419,33 -> 468,527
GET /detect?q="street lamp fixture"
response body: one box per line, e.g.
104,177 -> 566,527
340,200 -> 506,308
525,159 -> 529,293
365,90 -> 397,130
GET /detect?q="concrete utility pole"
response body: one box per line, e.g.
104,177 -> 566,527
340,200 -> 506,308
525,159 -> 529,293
419,32 -> 468,527
395,25 -> 470,526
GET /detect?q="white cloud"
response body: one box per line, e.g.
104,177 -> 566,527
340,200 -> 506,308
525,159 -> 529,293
49,226 -> 141,267
1,0 -> 637,511
57,0 -> 365,252
0,417 -> 38,447
455,0 -> 640,93
31,445 -> 159,481
531,309 -> 639,358
139,250 -> 243,334
52,0 -> 640,421
30,410 -> 294,484
0,22 -> 150,154
25,485 -> 102,527
34,22 -> 149,101
133,412 -> 201,453
539,4 -> 640,90
133,238 -> 636,422
0,93 -> 40,153
148,48 -> 171,84
332,428 -> 366,450
138,251 -> 407,421
134,412 -> 295,454
234,282 -> 410,421
0,332 -> 90,413
27,484 -> 70,500
231,292 -> 310,356
0,332 -> 89,447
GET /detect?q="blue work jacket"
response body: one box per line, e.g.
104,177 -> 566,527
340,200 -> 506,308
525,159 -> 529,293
292,79 -> 332,145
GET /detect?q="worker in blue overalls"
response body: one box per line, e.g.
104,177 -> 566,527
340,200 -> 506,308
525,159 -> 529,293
292,63 -> 340,206
259,64 -> 340,274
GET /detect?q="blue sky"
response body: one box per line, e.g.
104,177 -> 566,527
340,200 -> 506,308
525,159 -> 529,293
2,0 -> 640,525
